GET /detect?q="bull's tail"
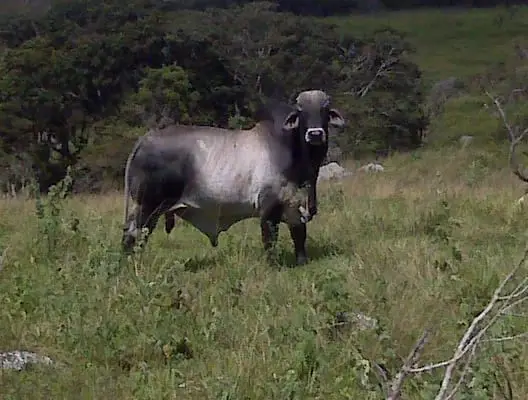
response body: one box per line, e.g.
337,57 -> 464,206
122,135 -> 146,230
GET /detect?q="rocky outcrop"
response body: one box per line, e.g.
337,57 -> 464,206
318,162 -> 352,182
0,350 -> 55,371
359,162 -> 384,172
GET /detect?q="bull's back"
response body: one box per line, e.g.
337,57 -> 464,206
133,124 -> 291,212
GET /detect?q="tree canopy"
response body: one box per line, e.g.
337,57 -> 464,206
0,0 -> 430,193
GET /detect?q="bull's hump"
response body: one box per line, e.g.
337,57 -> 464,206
150,124 -> 227,137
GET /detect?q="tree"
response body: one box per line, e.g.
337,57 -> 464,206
0,0 -> 430,193
0,36 -> 90,191
0,0 -> 175,191
333,28 -> 429,156
125,64 -> 201,127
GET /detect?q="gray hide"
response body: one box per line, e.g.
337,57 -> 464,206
122,121 -> 312,264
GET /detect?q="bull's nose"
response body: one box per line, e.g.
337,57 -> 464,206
305,128 -> 326,144
307,128 -> 324,136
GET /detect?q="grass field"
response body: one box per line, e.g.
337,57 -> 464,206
332,6 -> 528,84
334,6 -> 528,148
2,147 -> 528,399
2,5 -> 528,400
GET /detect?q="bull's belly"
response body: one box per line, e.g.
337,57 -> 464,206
164,160 -> 282,245
167,195 -> 261,246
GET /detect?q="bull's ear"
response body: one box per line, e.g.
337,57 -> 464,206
282,111 -> 299,131
329,108 -> 345,128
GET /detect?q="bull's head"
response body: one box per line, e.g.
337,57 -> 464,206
282,90 -> 345,146
280,90 -> 345,218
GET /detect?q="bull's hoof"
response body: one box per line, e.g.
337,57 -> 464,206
295,254 -> 308,266
121,235 -> 136,255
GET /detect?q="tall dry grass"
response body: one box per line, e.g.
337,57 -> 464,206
1,146 -> 528,398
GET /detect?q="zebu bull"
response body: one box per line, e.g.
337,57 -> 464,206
122,89 -> 345,265
164,89 -> 345,235
121,120 -> 313,264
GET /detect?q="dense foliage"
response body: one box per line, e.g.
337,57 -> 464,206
1,0 -> 525,18
0,0 -> 429,193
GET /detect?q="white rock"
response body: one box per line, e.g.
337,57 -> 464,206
318,162 -> 351,182
459,135 -> 473,148
0,351 -> 54,371
359,162 -> 384,172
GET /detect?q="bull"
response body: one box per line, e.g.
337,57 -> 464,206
121,89 -> 344,265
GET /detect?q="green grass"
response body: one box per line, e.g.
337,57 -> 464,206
2,147 -> 528,399
2,6 -> 528,399
331,6 -> 528,84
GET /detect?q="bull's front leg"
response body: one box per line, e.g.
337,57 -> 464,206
288,223 -> 308,266
260,219 -> 279,251
306,179 -> 318,217
164,211 -> 176,234
260,203 -> 283,264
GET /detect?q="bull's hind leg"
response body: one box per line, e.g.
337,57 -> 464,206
122,202 -> 164,254
260,219 -> 279,251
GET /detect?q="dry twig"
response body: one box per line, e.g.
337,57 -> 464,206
485,90 -> 528,183
358,48 -> 398,98
386,247 -> 528,400
0,247 -> 6,272
386,330 -> 430,400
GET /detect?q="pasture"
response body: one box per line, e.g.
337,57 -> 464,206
2,146 -> 528,399
2,4 -> 528,399
330,6 -> 528,84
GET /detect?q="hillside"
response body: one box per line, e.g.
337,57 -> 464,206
1,5 -> 528,399
331,6 -> 528,148
331,7 -> 528,83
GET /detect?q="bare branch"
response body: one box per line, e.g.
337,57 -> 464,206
372,361 -> 390,396
0,247 -> 7,272
498,276 -> 528,300
386,330 -> 429,400
359,48 -> 398,98
500,296 -> 528,316
485,90 -> 528,182
443,345 -> 478,400
482,332 -> 528,343
407,248 -> 526,374
390,246 -> 528,399
435,247 -> 528,399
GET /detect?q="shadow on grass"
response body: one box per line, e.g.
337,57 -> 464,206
270,236 -> 345,269
182,254 -> 219,273
176,238 -> 344,272
154,226 -> 345,272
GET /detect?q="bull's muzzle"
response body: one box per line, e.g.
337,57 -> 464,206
305,128 -> 326,145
